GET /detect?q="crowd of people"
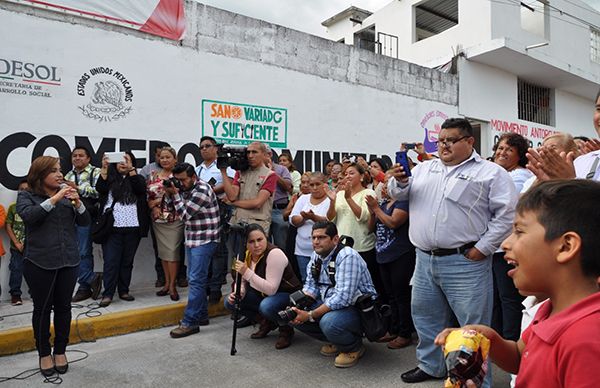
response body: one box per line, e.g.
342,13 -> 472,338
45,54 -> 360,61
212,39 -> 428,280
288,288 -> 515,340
1,90 -> 599,385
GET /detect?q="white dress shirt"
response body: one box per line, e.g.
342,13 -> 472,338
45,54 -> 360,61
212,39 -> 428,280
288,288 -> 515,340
574,150 -> 600,180
387,151 -> 517,256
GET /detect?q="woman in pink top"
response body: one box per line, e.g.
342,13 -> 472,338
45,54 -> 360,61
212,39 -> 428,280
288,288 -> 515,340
226,224 -> 301,349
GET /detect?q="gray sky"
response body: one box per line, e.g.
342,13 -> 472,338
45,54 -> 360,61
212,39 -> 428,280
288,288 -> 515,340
196,0 -> 600,37
195,0 -> 391,37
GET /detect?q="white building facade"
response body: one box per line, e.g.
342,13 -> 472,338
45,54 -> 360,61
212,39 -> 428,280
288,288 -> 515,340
323,0 -> 600,156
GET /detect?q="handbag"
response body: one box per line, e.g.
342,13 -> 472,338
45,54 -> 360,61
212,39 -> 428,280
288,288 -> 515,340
91,200 -> 116,244
354,293 -> 391,342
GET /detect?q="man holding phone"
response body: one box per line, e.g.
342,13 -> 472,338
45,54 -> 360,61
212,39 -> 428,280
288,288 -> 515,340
387,118 -> 517,385
195,136 -> 235,303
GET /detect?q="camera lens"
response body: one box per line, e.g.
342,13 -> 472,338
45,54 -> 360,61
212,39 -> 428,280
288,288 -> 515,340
277,307 -> 297,322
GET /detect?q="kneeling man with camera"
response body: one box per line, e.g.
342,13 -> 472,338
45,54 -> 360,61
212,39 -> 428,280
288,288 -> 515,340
289,221 -> 377,368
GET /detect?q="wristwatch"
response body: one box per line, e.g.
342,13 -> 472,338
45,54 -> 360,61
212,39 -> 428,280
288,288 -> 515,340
308,310 -> 315,323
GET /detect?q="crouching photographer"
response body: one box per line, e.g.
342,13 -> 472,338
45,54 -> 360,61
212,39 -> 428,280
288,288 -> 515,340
225,224 -> 302,349
287,221 -> 377,368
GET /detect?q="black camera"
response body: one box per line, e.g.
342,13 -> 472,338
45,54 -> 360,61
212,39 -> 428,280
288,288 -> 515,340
162,177 -> 183,190
277,290 -> 316,322
216,145 -> 249,171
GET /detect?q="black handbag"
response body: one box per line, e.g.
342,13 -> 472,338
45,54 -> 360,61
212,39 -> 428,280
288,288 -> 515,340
91,201 -> 116,244
355,294 -> 391,342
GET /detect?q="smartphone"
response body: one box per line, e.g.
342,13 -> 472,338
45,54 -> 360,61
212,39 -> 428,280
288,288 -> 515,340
395,151 -> 412,177
208,177 -> 217,186
405,143 -> 417,150
105,152 -> 126,164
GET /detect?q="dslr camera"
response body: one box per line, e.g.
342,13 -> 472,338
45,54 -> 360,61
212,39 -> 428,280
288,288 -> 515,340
277,290 -> 316,322
162,177 -> 183,190
216,144 -> 249,171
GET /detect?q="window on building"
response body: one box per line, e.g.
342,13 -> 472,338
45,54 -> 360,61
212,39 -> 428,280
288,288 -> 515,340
414,0 -> 458,42
520,1 -> 548,39
354,25 -> 376,52
592,28 -> 600,64
518,79 -> 553,126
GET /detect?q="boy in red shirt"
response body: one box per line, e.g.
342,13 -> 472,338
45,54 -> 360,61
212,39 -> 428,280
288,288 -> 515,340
436,179 -> 600,387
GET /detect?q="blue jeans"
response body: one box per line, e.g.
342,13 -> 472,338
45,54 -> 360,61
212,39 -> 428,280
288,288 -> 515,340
102,228 -> 141,298
296,255 -> 311,283
182,242 -> 217,327
9,248 -> 25,296
270,208 -> 288,250
76,224 -> 95,290
295,303 -> 363,353
412,249 -> 492,384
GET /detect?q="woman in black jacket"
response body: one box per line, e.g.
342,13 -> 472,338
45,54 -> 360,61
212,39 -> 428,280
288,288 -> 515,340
17,156 -> 90,376
96,151 -> 149,307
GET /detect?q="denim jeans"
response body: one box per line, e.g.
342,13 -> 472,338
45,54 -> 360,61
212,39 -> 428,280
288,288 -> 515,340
412,249 -> 492,384
295,303 -> 363,353
76,224 -> 95,290
269,208 -> 288,250
182,242 -> 217,327
9,248 -> 25,296
101,228 -> 141,298
492,252 -> 524,341
296,255 -> 311,283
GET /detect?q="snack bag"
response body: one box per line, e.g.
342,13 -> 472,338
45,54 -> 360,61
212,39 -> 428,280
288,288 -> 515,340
443,329 -> 490,388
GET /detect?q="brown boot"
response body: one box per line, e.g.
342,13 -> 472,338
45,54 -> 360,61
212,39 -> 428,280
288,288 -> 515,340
250,315 -> 276,339
275,325 -> 294,349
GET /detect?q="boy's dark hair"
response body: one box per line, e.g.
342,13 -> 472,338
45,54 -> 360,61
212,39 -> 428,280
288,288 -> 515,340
172,162 -> 196,177
441,118 -> 474,137
518,180 -> 600,277
200,136 -> 217,146
312,221 -> 338,238
72,146 -> 91,158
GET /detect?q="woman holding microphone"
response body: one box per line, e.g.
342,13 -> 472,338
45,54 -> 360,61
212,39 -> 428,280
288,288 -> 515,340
17,156 -> 90,376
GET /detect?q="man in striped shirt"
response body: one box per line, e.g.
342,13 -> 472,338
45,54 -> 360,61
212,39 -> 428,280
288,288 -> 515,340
164,163 -> 220,338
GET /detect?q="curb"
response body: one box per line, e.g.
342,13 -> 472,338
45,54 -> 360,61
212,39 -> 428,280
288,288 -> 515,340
0,301 -> 229,356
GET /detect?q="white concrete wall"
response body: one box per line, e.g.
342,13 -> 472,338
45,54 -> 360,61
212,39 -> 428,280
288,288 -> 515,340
0,1 -> 458,299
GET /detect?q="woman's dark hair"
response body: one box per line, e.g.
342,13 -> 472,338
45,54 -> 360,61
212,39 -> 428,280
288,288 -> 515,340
494,132 -> 529,167
107,150 -> 138,205
369,158 -> 390,172
27,156 -> 60,196
245,223 -> 267,239
279,153 -> 297,172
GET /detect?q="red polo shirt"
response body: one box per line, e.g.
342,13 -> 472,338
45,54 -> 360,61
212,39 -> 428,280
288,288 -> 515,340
516,292 -> 600,388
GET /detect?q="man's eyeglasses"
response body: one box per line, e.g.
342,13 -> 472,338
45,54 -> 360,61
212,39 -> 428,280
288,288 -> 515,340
199,144 -> 214,150
437,136 -> 470,148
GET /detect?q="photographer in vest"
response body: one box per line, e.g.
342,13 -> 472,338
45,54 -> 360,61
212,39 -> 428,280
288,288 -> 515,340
289,221 -> 377,368
221,141 -> 278,269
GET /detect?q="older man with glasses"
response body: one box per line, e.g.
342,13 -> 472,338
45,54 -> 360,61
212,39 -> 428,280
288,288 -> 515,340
387,118 -> 517,385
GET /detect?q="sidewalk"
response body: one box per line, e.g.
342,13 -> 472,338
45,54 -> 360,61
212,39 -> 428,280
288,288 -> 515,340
0,283 -> 229,356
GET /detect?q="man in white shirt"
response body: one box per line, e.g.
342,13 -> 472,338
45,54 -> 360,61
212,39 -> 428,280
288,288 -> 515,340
195,136 -> 235,303
387,118 -> 517,385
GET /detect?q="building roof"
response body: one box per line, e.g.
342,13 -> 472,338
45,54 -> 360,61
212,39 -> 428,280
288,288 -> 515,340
321,6 -> 373,27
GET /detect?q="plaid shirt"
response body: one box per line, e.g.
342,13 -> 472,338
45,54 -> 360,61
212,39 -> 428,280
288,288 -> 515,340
168,178 -> 220,247
64,164 -> 100,199
303,246 -> 377,310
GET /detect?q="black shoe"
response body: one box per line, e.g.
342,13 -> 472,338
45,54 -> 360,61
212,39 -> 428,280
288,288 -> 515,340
199,319 -> 210,326
39,357 -> 55,377
400,367 -> 442,383
99,296 -> 112,307
236,315 -> 253,328
71,289 -> 92,303
90,273 -> 103,300
119,293 -> 135,302
54,354 -> 68,374
156,289 -> 169,296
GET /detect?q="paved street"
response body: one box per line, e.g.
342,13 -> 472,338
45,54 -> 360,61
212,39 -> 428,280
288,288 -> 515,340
0,314 -> 510,387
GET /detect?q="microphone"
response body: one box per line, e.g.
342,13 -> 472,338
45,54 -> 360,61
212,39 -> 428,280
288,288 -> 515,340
60,183 -> 77,207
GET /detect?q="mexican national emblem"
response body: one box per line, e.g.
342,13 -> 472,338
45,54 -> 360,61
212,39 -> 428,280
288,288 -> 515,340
77,66 -> 133,122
